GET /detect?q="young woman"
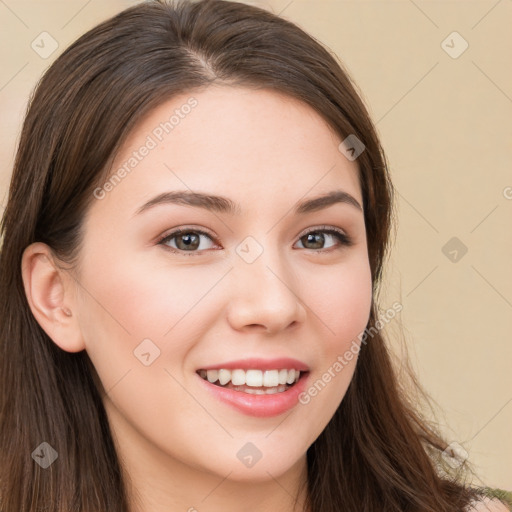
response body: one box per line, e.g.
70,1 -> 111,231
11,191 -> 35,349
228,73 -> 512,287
0,1 -> 509,511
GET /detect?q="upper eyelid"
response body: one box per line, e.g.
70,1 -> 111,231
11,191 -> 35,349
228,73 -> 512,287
296,225 -> 348,238
158,226 -> 217,245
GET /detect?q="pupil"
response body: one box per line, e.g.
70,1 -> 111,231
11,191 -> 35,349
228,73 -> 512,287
178,233 -> 199,250
305,232 -> 324,249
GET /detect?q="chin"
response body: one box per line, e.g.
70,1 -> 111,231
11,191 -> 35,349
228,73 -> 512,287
216,447 -> 307,483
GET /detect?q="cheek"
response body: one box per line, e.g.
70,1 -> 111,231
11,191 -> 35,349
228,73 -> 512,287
79,246 -> 227,340
75,251 -> 233,395
294,258 -> 372,442
305,256 -> 373,353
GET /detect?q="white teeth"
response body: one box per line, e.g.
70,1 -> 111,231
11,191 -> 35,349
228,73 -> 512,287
206,369 -> 218,383
246,369 -> 263,387
231,369 -> 245,386
263,370 -> 279,387
245,388 -> 266,395
232,384 -> 288,395
199,368 -> 303,388
218,369 -> 231,386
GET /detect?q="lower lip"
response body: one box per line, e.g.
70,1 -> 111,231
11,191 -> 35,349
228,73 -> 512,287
197,372 -> 309,418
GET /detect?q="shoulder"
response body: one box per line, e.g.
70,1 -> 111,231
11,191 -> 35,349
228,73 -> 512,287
467,496 -> 511,512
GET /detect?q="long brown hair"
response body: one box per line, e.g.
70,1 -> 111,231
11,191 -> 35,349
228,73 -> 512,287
0,1 -> 485,510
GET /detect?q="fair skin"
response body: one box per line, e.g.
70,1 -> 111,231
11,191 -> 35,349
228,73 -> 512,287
21,86 -> 370,511
20,86 -> 507,512
470,498 -> 510,512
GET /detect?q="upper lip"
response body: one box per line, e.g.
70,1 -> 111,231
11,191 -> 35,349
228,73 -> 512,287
197,357 -> 310,372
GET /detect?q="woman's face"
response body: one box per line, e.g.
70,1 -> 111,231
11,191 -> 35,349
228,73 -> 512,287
73,86 -> 372,486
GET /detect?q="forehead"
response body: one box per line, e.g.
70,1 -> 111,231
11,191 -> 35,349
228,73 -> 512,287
94,85 -> 362,219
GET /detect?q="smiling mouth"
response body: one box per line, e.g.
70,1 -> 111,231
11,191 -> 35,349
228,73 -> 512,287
197,368 -> 304,395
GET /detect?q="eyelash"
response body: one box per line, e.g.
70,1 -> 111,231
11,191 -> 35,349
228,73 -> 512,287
157,225 -> 354,257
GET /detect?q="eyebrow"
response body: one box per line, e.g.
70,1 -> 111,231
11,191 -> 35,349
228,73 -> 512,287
134,189 -> 363,217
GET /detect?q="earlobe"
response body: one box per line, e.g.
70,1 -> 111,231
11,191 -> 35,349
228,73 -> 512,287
21,242 -> 85,353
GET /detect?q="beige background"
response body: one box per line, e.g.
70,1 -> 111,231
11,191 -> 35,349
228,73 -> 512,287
1,0 -> 510,490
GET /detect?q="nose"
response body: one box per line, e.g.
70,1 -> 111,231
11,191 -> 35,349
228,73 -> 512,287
226,248 -> 307,335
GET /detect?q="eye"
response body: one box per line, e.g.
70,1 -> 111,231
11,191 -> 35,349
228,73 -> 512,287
158,228 -> 218,255
294,226 -> 353,252
158,225 -> 353,256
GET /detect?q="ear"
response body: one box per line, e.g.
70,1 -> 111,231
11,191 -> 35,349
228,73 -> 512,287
21,242 -> 85,353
